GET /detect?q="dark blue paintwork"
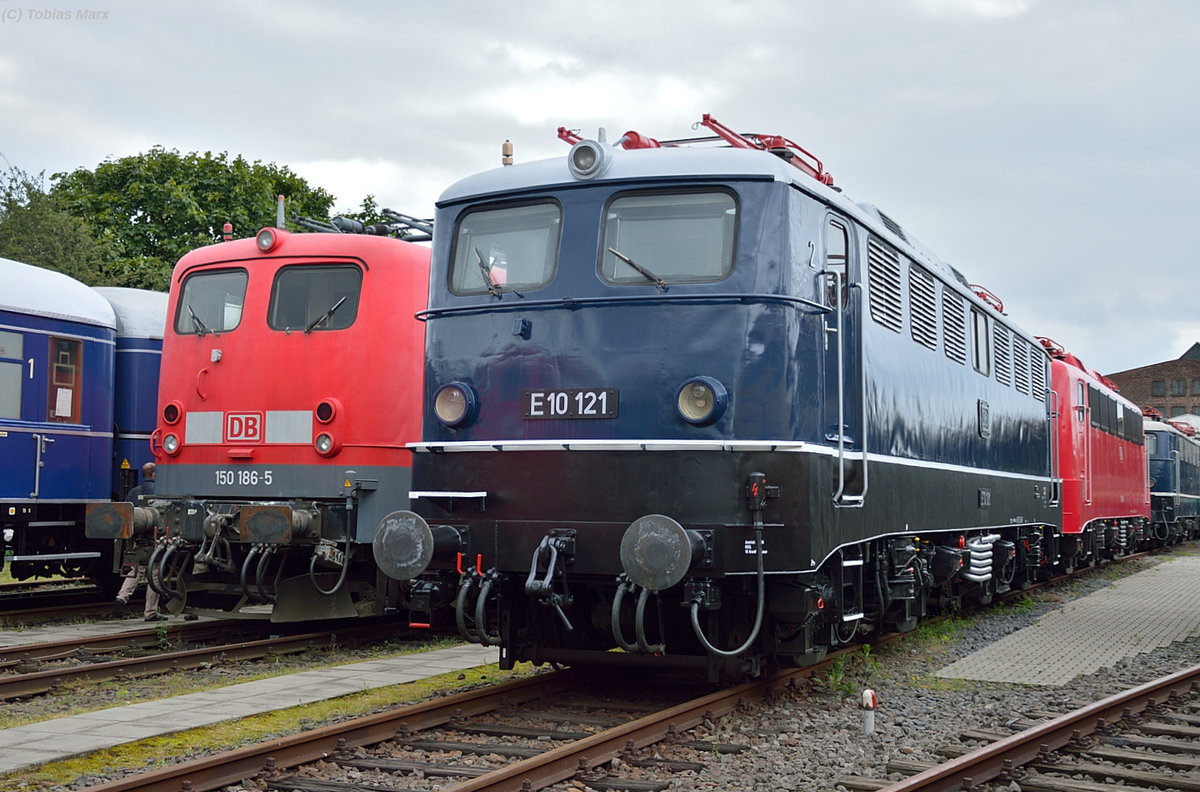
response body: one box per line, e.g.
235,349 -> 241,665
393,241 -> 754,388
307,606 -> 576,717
97,287 -> 167,499
420,176 -> 1052,524
1145,421 -> 1200,534
410,140 -> 1058,671
0,306 -> 116,505
423,178 -> 808,443
110,335 -> 162,497
1,261 -> 164,581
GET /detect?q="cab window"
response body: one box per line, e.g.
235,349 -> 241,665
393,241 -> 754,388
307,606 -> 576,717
175,269 -> 248,335
825,218 -> 849,308
600,190 -> 737,285
449,202 -> 561,295
268,265 -> 362,332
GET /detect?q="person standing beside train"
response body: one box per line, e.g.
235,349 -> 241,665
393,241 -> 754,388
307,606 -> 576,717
112,463 -> 163,621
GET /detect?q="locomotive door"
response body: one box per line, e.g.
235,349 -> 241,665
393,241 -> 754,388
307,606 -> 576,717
28,335 -> 90,501
1080,381 -> 1093,506
1075,379 -> 1094,506
821,215 -> 866,506
0,327 -> 38,499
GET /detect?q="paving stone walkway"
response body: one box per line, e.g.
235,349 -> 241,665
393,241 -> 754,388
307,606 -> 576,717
938,554 -> 1200,686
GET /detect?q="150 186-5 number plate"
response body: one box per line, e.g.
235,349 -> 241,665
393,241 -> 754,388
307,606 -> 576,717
523,388 -> 618,419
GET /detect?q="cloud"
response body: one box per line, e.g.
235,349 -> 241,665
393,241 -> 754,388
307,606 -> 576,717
913,0 -> 1036,18
290,157 -> 453,218
2,0 -> 1197,375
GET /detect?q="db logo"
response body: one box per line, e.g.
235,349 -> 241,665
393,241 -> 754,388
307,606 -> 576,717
224,412 -> 264,443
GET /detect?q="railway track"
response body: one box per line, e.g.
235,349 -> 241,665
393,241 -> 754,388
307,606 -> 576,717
0,577 -> 89,593
0,578 -> 111,621
8,548 -> 1187,789
838,663 -> 1200,791
0,620 -> 416,700
69,662 -> 818,792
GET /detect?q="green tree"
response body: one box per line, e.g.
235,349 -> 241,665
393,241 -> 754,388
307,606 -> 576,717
51,147 -> 335,290
0,157 -> 114,284
336,194 -> 383,224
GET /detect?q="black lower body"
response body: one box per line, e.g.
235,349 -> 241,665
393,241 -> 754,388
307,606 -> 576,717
1,501 -> 119,592
112,496 -> 387,622
408,445 -> 1065,678
1151,495 -> 1200,545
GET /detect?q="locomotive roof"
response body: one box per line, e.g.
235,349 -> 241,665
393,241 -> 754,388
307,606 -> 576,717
1146,418 -> 1200,439
439,144 -> 967,289
0,256 -> 116,329
93,287 -> 168,339
1164,414 -> 1200,432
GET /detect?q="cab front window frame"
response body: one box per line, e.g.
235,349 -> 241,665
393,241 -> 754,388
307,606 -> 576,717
448,201 -> 562,296
175,268 -> 248,335
267,264 -> 363,332
599,189 -> 738,287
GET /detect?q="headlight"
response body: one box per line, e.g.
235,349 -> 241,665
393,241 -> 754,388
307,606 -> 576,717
434,382 -> 477,428
256,228 -> 279,252
675,376 -> 728,426
315,398 -> 339,424
314,432 -> 337,456
163,433 -> 180,455
568,139 -> 613,179
162,402 -> 181,425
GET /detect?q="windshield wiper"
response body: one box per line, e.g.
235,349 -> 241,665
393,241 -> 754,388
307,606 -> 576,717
608,247 -> 668,291
473,247 -> 501,298
305,296 -> 347,334
187,304 -> 209,336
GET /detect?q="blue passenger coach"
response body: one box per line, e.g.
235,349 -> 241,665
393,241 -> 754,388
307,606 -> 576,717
1,257 -> 118,582
93,287 -> 167,500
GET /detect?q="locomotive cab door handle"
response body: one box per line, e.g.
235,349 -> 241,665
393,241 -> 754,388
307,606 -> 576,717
827,270 -> 867,508
1172,449 -> 1181,506
30,433 -> 53,497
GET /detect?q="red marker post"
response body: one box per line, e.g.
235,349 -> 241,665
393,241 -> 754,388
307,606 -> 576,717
860,688 -> 877,735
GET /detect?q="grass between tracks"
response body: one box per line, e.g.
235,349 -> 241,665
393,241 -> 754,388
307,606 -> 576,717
0,645 -> 543,792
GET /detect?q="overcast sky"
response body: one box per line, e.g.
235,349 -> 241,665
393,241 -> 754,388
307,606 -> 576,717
2,0 -> 1195,376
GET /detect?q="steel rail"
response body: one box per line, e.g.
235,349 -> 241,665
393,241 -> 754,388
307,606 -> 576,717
439,666 -> 804,792
73,666 -> 809,792
77,670 -> 581,792
1,622 -> 405,699
0,592 -> 110,620
1,622 -> 240,665
876,663 -> 1200,792
65,551 -> 1168,791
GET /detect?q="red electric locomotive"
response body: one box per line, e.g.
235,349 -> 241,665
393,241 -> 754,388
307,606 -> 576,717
1040,337 -> 1150,566
88,222 -> 431,621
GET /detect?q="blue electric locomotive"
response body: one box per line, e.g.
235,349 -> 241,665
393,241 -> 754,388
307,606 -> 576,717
375,116 -> 1062,678
0,258 -> 164,587
1143,412 -> 1200,543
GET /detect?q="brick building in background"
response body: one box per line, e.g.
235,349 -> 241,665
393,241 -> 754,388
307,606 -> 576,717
1107,343 -> 1200,418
